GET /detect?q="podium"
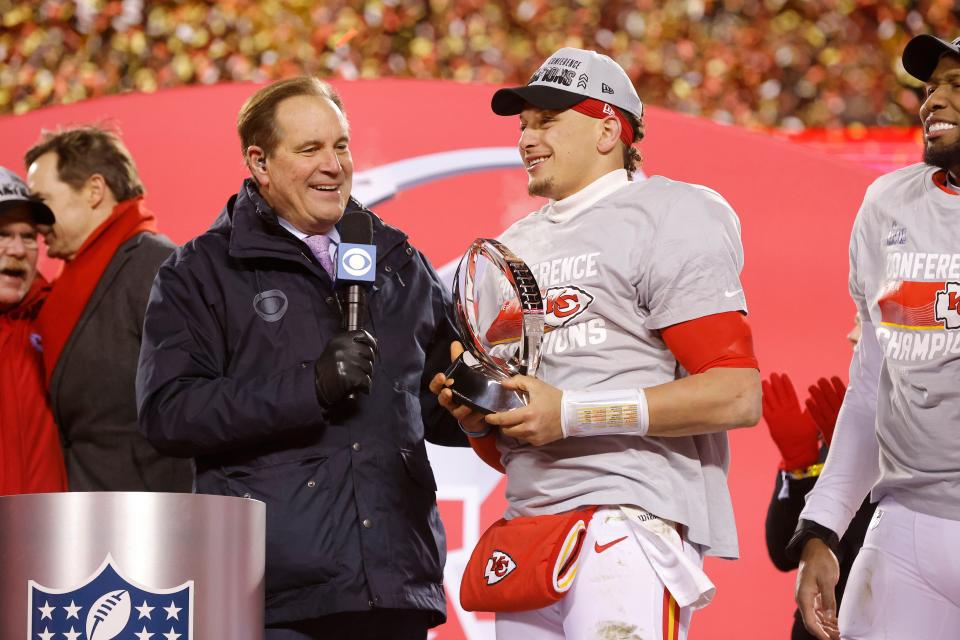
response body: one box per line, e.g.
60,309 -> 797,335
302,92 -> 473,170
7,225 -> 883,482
0,492 -> 265,639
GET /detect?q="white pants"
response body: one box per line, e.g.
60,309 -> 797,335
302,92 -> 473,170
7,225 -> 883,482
840,497 -> 960,639
495,507 -> 713,640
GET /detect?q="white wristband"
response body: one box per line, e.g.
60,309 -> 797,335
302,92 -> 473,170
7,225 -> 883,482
561,388 -> 649,438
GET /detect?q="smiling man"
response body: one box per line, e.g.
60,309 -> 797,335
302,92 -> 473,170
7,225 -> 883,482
0,166 -> 66,495
431,48 -> 761,640
136,77 -> 465,639
790,34 -> 960,640
24,127 -> 192,493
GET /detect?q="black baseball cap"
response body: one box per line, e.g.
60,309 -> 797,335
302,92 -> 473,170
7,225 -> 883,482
902,34 -> 960,82
0,166 -> 54,224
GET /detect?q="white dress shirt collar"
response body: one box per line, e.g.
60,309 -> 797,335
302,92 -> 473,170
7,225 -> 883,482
276,216 -> 341,244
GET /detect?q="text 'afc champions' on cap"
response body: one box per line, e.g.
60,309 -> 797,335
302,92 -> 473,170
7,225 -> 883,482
491,47 -> 643,120
902,34 -> 960,82
0,167 -> 54,225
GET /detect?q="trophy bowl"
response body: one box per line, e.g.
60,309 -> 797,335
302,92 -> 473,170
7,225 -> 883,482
445,239 -> 544,414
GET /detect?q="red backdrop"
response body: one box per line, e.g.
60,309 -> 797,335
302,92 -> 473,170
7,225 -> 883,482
0,80 -> 897,638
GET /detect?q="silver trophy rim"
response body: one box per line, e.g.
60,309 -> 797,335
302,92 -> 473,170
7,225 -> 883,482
452,238 -> 544,377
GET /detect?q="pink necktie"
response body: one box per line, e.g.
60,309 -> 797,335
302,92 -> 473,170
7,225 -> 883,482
303,234 -> 336,280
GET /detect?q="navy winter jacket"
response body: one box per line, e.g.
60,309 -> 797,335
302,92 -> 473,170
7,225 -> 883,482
136,180 -> 466,625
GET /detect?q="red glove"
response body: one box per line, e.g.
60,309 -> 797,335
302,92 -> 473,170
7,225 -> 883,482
805,376 -> 847,446
762,372 -> 820,471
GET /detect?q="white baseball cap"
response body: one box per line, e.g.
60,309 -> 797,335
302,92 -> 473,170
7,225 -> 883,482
0,166 -> 54,224
492,47 -> 643,120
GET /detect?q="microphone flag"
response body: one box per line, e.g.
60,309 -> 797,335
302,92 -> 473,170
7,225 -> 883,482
337,243 -> 377,284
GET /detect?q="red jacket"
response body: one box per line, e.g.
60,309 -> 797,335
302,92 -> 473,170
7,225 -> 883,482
0,277 -> 67,495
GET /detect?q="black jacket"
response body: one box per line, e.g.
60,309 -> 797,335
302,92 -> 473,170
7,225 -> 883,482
136,180 -> 465,625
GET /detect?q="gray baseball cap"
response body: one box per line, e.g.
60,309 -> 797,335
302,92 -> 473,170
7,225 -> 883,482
492,47 -> 643,119
902,34 -> 960,82
0,166 -> 54,224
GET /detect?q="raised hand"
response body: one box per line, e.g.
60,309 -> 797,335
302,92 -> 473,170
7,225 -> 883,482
805,376 -> 846,446
762,372 -> 819,470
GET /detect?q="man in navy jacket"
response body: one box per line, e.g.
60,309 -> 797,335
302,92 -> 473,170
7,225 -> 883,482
136,77 -> 465,639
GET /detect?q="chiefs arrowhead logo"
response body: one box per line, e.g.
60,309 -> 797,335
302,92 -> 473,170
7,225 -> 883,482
483,550 -> 517,585
545,285 -> 594,328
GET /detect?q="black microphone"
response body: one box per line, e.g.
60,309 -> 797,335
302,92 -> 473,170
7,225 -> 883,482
336,210 -> 376,331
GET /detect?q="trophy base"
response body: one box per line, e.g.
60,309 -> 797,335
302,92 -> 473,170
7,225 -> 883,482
444,354 -> 526,415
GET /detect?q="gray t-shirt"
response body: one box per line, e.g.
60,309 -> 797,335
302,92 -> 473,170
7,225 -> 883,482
849,162 -> 960,520
495,175 -> 748,558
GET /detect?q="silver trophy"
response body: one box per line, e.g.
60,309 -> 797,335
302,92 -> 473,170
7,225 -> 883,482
445,239 -> 544,414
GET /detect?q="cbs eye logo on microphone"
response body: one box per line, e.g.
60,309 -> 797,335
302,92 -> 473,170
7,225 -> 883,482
339,244 -> 377,282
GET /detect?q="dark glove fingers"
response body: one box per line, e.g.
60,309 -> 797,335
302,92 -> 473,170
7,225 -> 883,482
314,360 -> 343,406
358,373 -> 373,395
351,329 -> 379,354
355,355 -> 374,376
314,331 -> 379,406
343,342 -> 375,371
358,342 -> 377,363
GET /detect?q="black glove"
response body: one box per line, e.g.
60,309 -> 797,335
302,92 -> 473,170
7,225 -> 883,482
314,330 -> 378,406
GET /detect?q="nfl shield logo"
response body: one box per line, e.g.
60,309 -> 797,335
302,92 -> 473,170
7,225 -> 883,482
27,555 -> 192,640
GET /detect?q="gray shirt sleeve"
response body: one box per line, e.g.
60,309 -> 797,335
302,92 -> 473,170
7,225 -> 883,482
643,187 -> 747,330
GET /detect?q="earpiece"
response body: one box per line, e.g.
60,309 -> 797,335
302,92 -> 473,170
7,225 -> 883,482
257,158 -> 266,169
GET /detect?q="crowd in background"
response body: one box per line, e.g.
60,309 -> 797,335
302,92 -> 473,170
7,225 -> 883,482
2,0 -> 960,129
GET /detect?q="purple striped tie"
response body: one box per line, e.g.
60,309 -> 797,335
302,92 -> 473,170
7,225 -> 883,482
304,234 -> 336,280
